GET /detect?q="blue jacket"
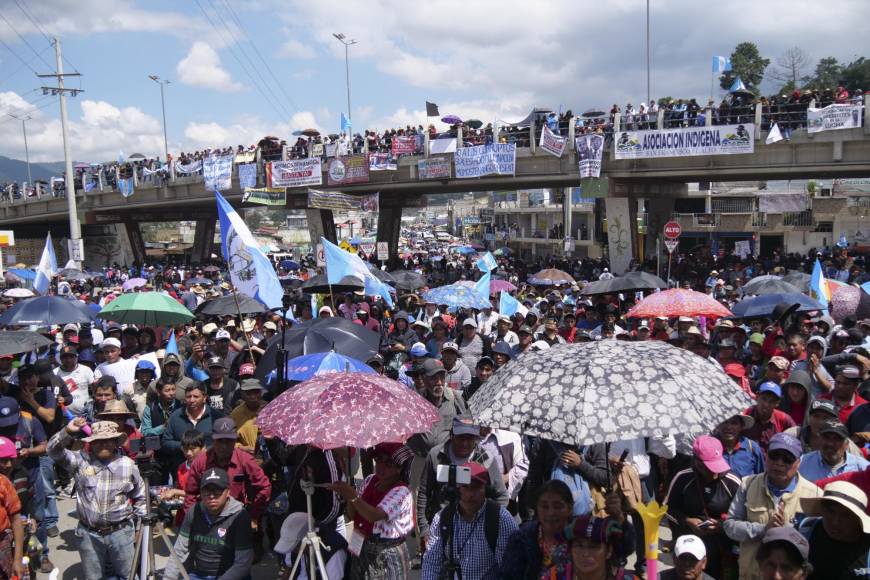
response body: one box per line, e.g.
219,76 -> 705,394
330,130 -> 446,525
722,437 -> 766,479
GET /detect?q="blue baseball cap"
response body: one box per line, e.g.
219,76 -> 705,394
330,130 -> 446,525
135,360 -> 156,372
409,342 -> 428,357
758,381 -> 782,398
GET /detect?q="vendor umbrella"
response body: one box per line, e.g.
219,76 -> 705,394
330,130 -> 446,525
468,340 -> 753,447
254,317 -> 381,383
257,371 -> 439,449
122,277 -> 148,291
422,283 -> 490,309
626,288 -> 733,319
730,293 -> 823,320
0,331 -> 53,355
738,275 -> 800,296
528,268 -> 575,286
196,293 -> 266,317
389,269 -> 427,291
0,296 -> 95,326
98,291 -> 194,326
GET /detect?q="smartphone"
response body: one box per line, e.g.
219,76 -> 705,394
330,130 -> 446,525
436,464 -> 471,486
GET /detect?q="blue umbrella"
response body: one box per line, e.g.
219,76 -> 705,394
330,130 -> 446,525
422,283 -> 490,309
283,351 -> 375,382
0,295 -> 95,326
7,268 -> 35,281
280,260 -> 301,270
455,246 -> 476,255
731,293 -> 824,319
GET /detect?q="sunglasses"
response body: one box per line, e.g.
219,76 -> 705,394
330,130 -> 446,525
768,450 -> 797,464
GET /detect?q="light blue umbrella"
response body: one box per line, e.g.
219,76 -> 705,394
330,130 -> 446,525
7,268 -> 35,281
455,246 -> 476,255
422,283 -> 491,309
283,351 -> 375,382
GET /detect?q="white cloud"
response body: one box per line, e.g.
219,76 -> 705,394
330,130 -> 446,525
280,40 -> 316,60
183,110 -> 328,149
176,42 -> 244,92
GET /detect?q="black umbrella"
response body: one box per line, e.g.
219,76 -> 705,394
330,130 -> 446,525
782,271 -> 811,293
202,265 -> 221,273
0,296 -> 95,327
56,268 -> 89,281
465,119 -> 483,129
580,271 -> 667,295
196,293 -> 267,317
301,274 -> 364,294
582,109 -> 606,118
0,331 -> 53,355
469,341 -> 753,446
185,277 -> 214,286
738,276 -> 801,296
254,317 -> 381,383
367,263 -> 396,284
388,269 -> 427,291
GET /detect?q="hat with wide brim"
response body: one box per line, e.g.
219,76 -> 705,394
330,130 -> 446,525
800,481 -> 870,533
82,421 -> 128,443
97,400 -> 137,419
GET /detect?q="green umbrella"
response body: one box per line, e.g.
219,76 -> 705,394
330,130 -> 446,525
97,292 -> 194,326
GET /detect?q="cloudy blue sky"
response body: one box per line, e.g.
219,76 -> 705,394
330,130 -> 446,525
0,0 -> 868,162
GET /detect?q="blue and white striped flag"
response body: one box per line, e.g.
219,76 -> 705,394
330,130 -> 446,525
474,270 -> 491,301
341,112 -> 351,134
476,251 -> 497,273
322,237 -> 394,308
33,233 -> 57,295
712,56 -> 732,73
498,291 -> 528,318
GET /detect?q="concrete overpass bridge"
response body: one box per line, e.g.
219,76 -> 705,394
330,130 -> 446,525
4,111 -> 870,267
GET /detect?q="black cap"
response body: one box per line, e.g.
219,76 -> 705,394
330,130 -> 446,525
518,325 -> 533,335
421,358 -> 446,377
212,417 -> 238,440
0,396 -> 19,428
206,356 -> 225,369
819,419 -> 849,440
476,356 -> 495,369
201,467 -> 230,490
60,345 -> 78,357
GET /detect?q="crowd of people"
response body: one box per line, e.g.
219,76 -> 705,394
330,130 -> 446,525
0,237 -> 868,579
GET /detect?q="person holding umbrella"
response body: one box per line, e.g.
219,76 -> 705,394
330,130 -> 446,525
715,414 -> 766,478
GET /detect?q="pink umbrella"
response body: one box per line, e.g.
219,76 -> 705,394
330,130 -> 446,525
490,279 -> 517,295
626,288 -> 733,319
831,284 -> 861,323
122,277 -> 147,291
256,372 -> 440,449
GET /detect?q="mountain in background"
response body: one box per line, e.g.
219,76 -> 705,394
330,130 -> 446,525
0,155 -> 70,182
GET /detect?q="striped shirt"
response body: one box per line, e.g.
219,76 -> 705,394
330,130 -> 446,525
47,430 -> 146,527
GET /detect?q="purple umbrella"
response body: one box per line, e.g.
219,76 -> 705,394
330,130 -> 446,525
441,114 -> 463,125
122,277 -> 148,291
831,285 -> 861,323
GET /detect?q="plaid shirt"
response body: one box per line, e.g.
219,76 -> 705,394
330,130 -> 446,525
48,430 -> 146,528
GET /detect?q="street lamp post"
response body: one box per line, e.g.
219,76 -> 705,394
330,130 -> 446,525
148,75 -> 170,162
7,114 -> 32,185
332,33 -> 358,122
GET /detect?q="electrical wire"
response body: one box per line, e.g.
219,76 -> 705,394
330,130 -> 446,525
0,11 -> 54,70
0,43 -> 51,86
0,36 -> 40,75
0,96 -> 57,126
11,0 -> 81,75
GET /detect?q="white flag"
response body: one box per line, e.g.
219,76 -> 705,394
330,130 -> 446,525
766,123 -> 783,145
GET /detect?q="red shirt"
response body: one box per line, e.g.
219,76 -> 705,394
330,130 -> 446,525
743,407 -> 797,453
819,393 -> 869,423
183,447 -> 272,521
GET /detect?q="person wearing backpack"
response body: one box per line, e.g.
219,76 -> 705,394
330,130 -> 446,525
422,462 -> 517,580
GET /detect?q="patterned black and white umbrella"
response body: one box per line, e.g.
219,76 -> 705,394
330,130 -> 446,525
468,340 -> 753,447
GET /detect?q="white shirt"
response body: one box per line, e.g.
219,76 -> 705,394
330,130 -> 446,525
55,364 -> 94,416
476,311 -> 499,337
610,436 -> 676,478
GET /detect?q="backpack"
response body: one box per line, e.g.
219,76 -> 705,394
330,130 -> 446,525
439,499 -> 501,557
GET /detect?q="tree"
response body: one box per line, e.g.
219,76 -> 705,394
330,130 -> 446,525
768,47 -> 811,94
805,57 -> 843,91
842,57 -> 870,93
720,42 -> 770,94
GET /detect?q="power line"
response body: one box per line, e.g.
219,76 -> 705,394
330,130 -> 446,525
0,43 -> 51,86
0,11 -> 54,70
0,96 -> 57,126
215,0 -> 300,111
192,0 -> 295,123
0,36 -> 40,75
11,0 -> 81,75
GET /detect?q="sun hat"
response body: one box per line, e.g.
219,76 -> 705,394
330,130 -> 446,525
82,421 -> 128,443
801,481 -> 870,533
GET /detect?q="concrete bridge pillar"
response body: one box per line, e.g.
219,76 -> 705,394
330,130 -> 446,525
305,208 -> 337,251
191,217 -> 216,265
376,202 -> 405,268
123,220 -> 147,266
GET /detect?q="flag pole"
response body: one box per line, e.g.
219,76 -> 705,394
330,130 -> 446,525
227,280 -> 257,367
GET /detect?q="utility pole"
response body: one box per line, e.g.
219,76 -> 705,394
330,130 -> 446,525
646,0 -> 651,103
333,33 -> 358,122
7,114 -> 32,185
38,38 -> 83,267
148,75 -> 170,162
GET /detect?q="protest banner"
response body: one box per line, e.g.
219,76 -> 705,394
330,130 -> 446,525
234,150 -> 256,164
243,187 -> 287,206
576,134 -> 605,178
311,143 -> 324,157
325,143 -> 337,158
454,143 -> 516,178
175,160 -> 202,174
614,124 -> 754,159
808,104 -> 863,133
238,163 -> 257,189
203,154 -> 233,191
430,137 -> 457,154
391,135 -> 417,155
327,154 -> 370,186
308,189 -> 379,212
369,153 -> 397,171
833,178 -> 870,196
268,158 -> 323,188
539,125 -> 567,157
418,156 -> 451,180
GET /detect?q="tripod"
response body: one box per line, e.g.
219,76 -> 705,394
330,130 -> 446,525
128,473 -> 189,580
287,479 -> 331,580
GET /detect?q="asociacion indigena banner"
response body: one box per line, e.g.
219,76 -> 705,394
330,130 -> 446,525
614,124 -> 754,159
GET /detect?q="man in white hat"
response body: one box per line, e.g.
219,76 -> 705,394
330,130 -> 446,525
48,417 -> 145,578
660,534 -> 714,579
800,481 -> 870,576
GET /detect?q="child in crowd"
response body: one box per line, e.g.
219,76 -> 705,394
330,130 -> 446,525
159,430 -> 206,527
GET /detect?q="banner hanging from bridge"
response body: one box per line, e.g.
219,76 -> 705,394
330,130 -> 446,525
418,156 -> 451,180
175,160 -> 202,174
391,136 -> 417,155
243,187 -> 286,206
369,153 -> 397,171
808,104 -> 863,133
539,125 -> 566,157
308,189 -> 379,212
327,154 -> 370,186
614,123 -> 754,159
268,158 -> 323,188
204,154 -> 233,191
576,134 -> 605,178
238,163 -> 257,189
454,143 -> 516,178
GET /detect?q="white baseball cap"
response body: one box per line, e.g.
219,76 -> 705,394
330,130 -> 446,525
215,329 -> 231,341
674,534 -> 706,560
101,337 -> 121,350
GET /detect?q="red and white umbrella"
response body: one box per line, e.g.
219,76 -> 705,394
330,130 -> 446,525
626,288 -> 732,319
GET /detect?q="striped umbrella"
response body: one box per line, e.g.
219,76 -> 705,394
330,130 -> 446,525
626,288 -> 733,319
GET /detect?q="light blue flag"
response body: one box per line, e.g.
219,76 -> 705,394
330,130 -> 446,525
165,330 -> 179,355
341,112 -> 351,134
476,252 -> 497,273
712,56 -> 732,73
810,258 -> 830,312
729,77 -> 747,92
474,270 -> 491,301
311,294 -> 318,318
837,233 -> 849,247
321,237 -> 395,308
498,291 -> 528,318
118,150 -> 125,164
33,233 -> 57,295
215,191 -> 284,310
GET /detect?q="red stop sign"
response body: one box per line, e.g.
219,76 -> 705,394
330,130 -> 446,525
663,221 -> 682,240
